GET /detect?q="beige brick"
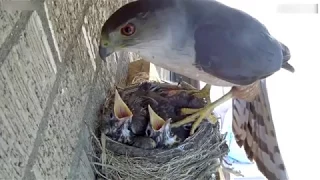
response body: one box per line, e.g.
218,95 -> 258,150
43,0 -> 89,60
31,25 -> 96,180
70,0 -> 137,125
0,10 -> 21,46
65,53 -> 132,180
0,11 -> 57,180
66,3 -> 139,178
69,149 -> 95,180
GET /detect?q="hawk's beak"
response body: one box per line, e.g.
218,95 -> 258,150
114,89 -> 133,121
148,105 -> 166,131
99,35 -> 115,61
99,45 -> 115,62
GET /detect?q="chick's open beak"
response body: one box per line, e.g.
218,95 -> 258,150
148,105 -> 166,131
114,89 -> 133,121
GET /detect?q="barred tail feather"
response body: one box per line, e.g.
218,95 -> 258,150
232,79 -> 289,180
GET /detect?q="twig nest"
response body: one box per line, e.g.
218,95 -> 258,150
93,81 -> 229,180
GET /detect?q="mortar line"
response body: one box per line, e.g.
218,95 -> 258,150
0,11 -> 33,68
66,2 -> 104,178
21,64 -> 65,180
33,0 -> 62,66
22,2 -> 93,179
67,57 -> 102,180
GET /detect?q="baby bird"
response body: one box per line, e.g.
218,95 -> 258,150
146,105 -> 190,148
100,81 -> 211,147
101,89 -> 134,144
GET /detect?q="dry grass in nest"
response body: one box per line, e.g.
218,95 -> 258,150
130,72 -> 151,85
90,76 -> 229,180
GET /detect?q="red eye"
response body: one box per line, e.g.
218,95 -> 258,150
121,23 -> 136,36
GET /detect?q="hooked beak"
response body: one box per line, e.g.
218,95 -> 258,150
99,45 -> 115,62
114,89 -> 133,123
99,35 -> 115,62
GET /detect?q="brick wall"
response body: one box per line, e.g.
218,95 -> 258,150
0,0 -> 138,179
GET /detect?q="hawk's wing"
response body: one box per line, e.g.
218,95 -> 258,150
192,0 -> 283,86
232,79 -> 289,180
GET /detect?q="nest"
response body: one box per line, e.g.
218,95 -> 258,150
131,72 -> 151,85
91,77 -> 229,180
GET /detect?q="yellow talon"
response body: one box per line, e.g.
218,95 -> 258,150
180,108 -> 218,124
180,108 -> 199,115
207,113 -> 219,124
172,90 -> 233,135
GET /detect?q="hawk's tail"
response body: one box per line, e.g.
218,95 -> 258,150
232,79 -> 289,180
280,42 -> 295,73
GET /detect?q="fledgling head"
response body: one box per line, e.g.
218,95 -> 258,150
99,0 -> 181,61
146,105 -> 186,148
145,104 -> 166,138
103,89 -> 134,144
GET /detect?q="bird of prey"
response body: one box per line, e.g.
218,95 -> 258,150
98,0 -> 294,179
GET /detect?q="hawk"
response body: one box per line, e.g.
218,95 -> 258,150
98,0 -> 294,179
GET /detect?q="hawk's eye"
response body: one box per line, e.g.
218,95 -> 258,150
121,23 -> 135,36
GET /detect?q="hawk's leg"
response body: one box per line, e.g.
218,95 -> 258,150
180,108 -> 218,124
171,89 -> 233,135
171,83 -> 260,135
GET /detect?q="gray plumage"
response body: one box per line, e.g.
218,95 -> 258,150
99,0 -> 294,179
